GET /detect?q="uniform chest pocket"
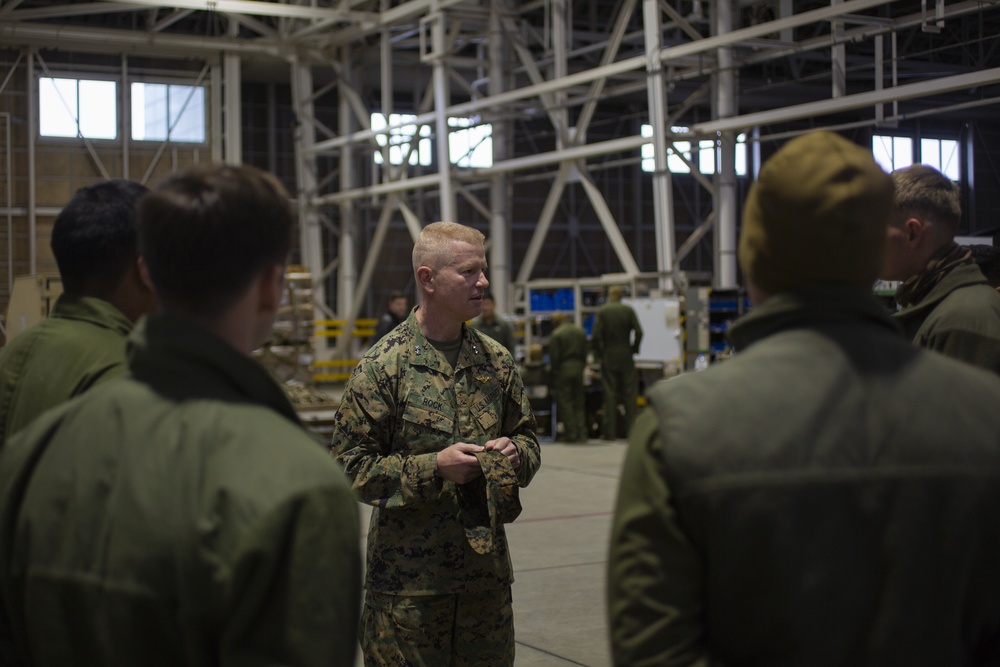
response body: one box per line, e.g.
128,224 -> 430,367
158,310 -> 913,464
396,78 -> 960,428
401,403 -> 454,452
473,405 -> 499,433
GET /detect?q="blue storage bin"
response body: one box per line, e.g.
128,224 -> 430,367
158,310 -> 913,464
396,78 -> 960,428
555,288 -> 574,311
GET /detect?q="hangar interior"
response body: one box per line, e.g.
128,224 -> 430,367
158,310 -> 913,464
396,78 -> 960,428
2,0 -> 1000,373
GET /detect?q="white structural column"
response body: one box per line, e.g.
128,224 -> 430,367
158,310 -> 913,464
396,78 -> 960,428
832,0 -> 847,97
121,54 -> 130,179
552,0 -> 570,151
642,0 -> 675,290
290,59 -> 328,318
223,42 -> 242,163
210,62 -> 223,161
430,1 -> 455,222
488,0 -> 511,311
27,49 -> 36,273
337,48 -> 359,359
714,0 -> 738,289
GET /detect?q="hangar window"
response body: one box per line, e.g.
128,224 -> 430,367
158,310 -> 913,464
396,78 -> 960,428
131,83 -> 206,143
920,138 -> 960,180
641,125 -> 747,176
449,116 -> 492,168
39,76 -> 117,140
372,113 -> 432,166
371,113 -> 492,168
872,134 -> 959,180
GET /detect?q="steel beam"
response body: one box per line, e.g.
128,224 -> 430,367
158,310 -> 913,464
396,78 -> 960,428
223,31 -> 241,163
643,0 -> 675,288
103,0 -> 376,23
714,0 -> 738,290
690,67 -> 1000,136
488,0 -> 512,312
430,4 -> 455,222
578,166 -> 641,276
291,59 -> 328,323
515,164 -> 570,285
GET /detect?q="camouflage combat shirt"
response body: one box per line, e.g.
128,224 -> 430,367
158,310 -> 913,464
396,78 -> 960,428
332,309 -> 541,595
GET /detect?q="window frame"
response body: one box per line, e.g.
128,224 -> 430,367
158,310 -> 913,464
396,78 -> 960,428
130,79 -> 208,145
38,74 -> 119,142
641,124 -> 747,176
370,112 -> 495,169
872,133 -> 961,180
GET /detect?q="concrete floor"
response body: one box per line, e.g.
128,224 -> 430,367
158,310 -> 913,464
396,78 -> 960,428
353,439 -> 630,667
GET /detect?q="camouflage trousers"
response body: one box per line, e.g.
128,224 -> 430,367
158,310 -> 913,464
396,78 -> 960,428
360,588 -> 514,666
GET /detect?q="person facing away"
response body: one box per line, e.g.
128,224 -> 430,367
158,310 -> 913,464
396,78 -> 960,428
0,180 -> 156,452
879,164 -> 1000,374
373,290 -> 410,342
548,312 -> 589,443
591,285 -> 643,440
470,293 -> 516,354
519,342 -> 549,389
0,164 -> 361,667
607,130 -> 1000,667
331,220 -> 541,667
967,243 -> 1000,290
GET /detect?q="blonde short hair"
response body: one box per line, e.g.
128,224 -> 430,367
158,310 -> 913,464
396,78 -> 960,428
412,221 -> 486,272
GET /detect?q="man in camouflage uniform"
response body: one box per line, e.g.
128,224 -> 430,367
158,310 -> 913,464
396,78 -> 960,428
591,285 -> 643,440
548,312 -> 589,443
332,221 -> 542,666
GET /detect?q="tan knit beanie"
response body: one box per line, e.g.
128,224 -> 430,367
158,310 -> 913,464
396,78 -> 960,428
738,130 -> 894,293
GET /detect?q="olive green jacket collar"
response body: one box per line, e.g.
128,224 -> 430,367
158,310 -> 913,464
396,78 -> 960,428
727,286 -> 901,352
893,261 -> 991,321
50,293 -> 133,335
127,315 -> 301,426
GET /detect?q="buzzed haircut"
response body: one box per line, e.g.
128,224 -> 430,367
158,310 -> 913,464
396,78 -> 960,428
138,163 -> 293,316
50,179 -> 149,296
968,244 -> 1000,288
891,164 -> 961,232
412,221 -> 485,273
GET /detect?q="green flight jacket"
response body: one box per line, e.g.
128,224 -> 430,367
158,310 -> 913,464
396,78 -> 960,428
549,321 -> 588,380
0,315 -> 361,667
592,301 -> 643,366
332,310 -> 541,595
608,287 -> 1000,666
893,261 -> 1000,375
0,293 -> 132,451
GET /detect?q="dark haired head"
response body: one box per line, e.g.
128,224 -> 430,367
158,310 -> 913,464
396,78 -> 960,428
50,180 -> 148,296
138,164 -> 293,316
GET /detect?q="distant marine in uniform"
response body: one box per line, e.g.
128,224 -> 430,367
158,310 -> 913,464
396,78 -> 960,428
591,285 -> 643,440
548,312 -> 589,443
